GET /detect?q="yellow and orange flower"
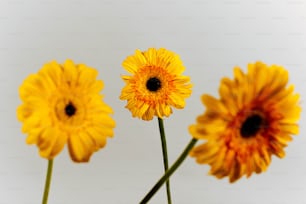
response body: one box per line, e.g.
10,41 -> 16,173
120,48 -> 192,120
17,60 -> 115,162
189,62 -> 301,182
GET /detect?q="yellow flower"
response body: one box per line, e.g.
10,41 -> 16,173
120,48 -> 192,120
189,62 -> 301,183
17,60 -> 115,162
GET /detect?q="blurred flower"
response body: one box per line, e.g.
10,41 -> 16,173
17,60 -> 115,162
189,62 -> 301,182
120,48 -> 192,120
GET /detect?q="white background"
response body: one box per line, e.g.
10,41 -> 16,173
1,0 -> 306,203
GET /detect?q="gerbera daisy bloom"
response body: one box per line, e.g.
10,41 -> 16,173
120,48 -> 192,120
17,59 -> 115,162
189,62 -> 301,183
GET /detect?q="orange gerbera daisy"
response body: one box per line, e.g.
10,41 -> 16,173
189,62 -> 301,182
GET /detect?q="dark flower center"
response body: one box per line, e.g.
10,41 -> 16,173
240,114 -> 263,138
146,77 -> 162,92
65,102 -> 76,117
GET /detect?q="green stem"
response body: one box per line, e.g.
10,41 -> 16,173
157,118 -> 172,204
140,138 -> 198,204
42,159 -> 54,204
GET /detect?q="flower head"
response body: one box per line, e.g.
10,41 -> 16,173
17,60 -> 115,162
189,62 -> 301,182
120,48 -> 192,120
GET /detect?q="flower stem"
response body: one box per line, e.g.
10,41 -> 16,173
157,117 -> 172,204
42,159 -> 54,204
140,138 -> 198,204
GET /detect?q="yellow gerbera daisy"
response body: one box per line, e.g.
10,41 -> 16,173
189,62 -> 301,183
120,48 -> 192,120
17,60 -> 115,162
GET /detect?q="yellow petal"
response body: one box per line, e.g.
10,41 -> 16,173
68,133 -> 90,162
